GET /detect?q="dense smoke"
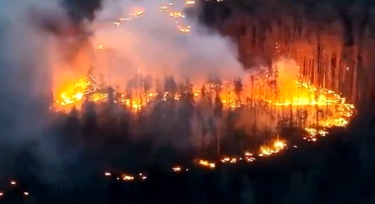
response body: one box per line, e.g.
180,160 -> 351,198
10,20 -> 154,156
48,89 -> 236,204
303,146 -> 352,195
58,0 -> 103,63
91,0 -> 245,86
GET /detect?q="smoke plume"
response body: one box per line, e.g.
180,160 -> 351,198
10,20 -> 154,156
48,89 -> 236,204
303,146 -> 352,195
90,0 -> 245,86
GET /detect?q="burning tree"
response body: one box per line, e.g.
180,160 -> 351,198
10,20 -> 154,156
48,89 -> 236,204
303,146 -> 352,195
163,75 -> 177,100
84,66 -> 98,98
233,77 -> 243,104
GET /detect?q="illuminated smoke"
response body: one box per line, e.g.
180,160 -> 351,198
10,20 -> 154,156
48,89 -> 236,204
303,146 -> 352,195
91,0 -> 245,86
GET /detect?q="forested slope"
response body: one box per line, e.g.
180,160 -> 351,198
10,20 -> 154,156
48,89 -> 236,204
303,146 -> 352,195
188,0 -> 375,110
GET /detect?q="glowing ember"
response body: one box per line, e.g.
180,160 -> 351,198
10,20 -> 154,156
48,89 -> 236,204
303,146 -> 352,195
178,25 -> 191,33
197,159 -> 216,168
136,10 -> 144,16
169,12 -> 185,18
172,166 -> 182,172
259,140 -> 287,156
122,174 -> 134,181
185,0 -> 195,5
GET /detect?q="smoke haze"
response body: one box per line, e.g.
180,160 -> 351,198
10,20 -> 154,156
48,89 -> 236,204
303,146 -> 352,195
0,0 -> 60,182
0,0 -> 103,184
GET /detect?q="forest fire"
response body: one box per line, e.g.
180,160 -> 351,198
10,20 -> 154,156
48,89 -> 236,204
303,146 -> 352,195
2,0 -> 373,202
52,61 -> 355,163
54,75 -> 107,106
54,68 -> 354,114
51,0 -> 355,170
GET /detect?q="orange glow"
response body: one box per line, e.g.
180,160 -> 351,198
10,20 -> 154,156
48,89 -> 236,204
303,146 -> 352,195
52,5 -> 354,164
259,140 -> 287,156
196,159 -> 216,168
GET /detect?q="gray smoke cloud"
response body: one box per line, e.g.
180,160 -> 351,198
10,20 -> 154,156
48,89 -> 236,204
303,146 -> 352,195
91,0 -> 245,85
